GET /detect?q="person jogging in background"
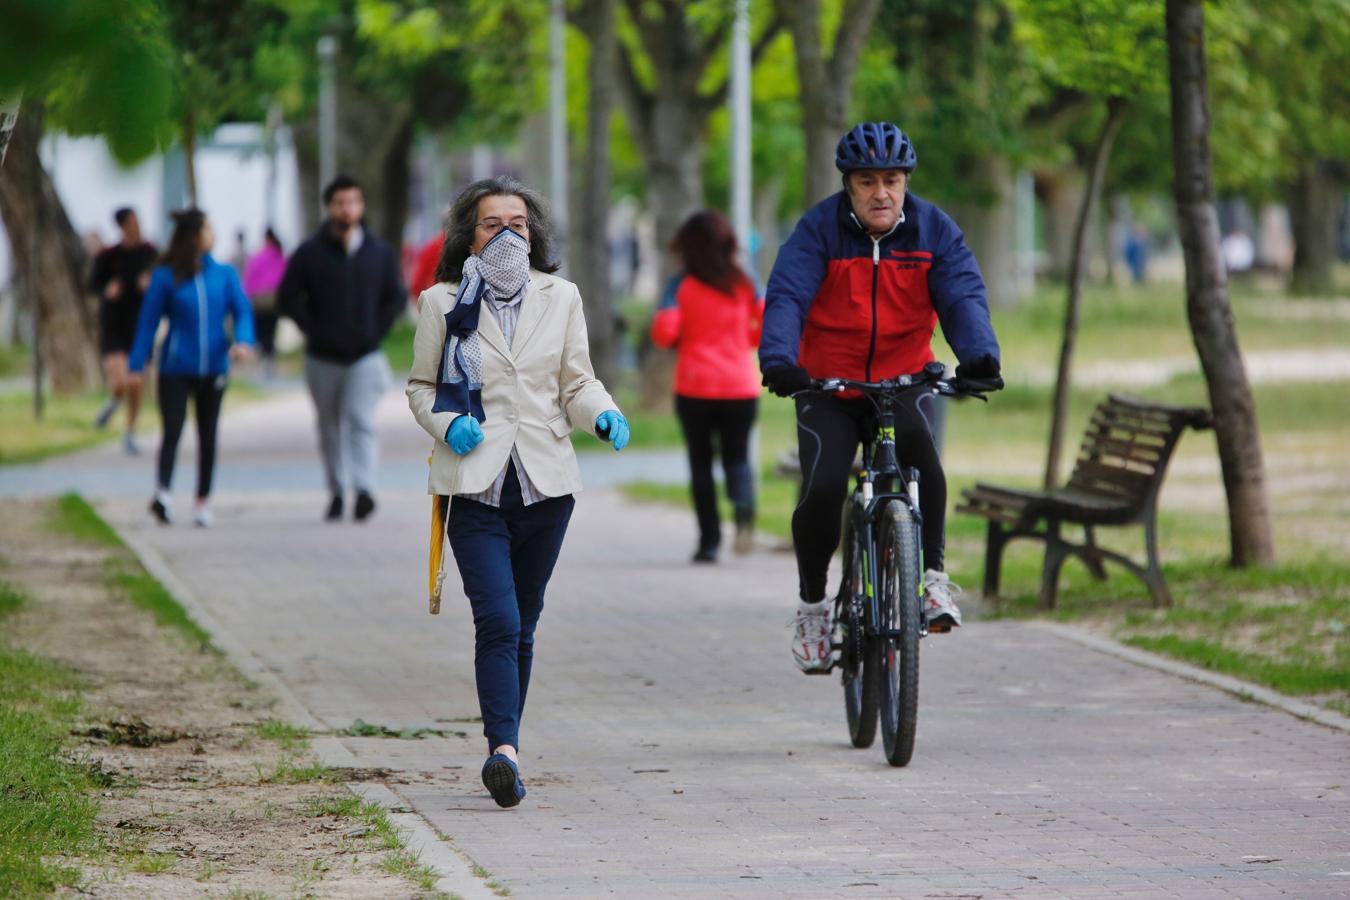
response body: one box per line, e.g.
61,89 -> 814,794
90,207 -> 157,454
278,175 -> 406,523
243,227 -> 286,378
650,210 -> 763,563
126,209 -> 255,528
759,121 -> 1003,673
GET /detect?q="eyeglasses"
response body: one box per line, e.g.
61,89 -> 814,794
476,217 -> 530,237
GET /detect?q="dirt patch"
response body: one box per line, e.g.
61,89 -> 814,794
0,499 -> 441,898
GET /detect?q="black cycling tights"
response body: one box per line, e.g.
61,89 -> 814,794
157,373 -> 227,498
792,391 -> 945,603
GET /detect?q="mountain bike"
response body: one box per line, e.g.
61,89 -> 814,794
803,362 -> 993,766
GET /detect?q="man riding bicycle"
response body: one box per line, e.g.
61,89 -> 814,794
759,121 -> 1003,673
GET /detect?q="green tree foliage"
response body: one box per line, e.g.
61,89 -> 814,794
0,0 -> 175,163
856,0 -> 1041,208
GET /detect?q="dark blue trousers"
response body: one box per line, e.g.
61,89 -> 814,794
447,463 -> 574,751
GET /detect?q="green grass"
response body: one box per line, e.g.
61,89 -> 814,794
381,319 -> 417,375
0,586 -> 100,895
48,493 -> 215,648
0,376 -> 270,467
253,719 -> 311,751
257,757 -> 334,785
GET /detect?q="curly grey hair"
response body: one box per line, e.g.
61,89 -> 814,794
434,176 -> 560,283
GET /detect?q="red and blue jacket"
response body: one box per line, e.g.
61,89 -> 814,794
759,191 -> 999,381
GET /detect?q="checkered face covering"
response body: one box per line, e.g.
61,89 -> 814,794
431,229 -> 531,423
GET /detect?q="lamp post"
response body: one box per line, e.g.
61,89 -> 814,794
549,0 -> 569,273
317,34 -> 338,206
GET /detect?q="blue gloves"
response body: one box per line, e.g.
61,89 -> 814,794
447,415 -> 484,455
595,410 -> 629,452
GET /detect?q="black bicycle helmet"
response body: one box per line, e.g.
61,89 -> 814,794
834,121 -> 917,173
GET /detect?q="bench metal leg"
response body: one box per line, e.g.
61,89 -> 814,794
1142,514 -> 1172,608
1081,525 -> 1109,581
983,521 -> 1008,604
1039,520 -> 1068,609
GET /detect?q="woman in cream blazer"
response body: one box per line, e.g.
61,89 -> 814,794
407,176 -> 629,809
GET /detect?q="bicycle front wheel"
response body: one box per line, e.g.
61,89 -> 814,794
878,499 -> 922,766
838,511 -> 878,748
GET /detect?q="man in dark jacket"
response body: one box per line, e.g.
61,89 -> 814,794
279,175 -> 406,522
759,122 -> 1003,672
90,207 -> 158,453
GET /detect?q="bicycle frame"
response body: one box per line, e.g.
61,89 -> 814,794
847,395 -> 929,645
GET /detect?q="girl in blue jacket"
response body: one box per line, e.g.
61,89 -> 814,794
128,209 -> 255,527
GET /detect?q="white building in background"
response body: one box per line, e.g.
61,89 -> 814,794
0,121 -> 304,289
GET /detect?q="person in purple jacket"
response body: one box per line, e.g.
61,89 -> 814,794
127,209 -> 255,528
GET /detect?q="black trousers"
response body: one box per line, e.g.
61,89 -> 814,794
793,391 -> 945,603
157,373 -> 227,498
674,395 -> 758,552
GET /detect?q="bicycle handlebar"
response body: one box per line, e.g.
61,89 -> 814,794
798,363 -> 996,401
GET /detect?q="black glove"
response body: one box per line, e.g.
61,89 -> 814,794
955,354 -> 1004,391
761,365 -> 813,398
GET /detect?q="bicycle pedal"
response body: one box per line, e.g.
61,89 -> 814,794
803,666 -> 834,676
927,621 -> 954,634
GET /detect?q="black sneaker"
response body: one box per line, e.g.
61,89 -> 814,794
692,546 -> 718,564
324,495 -> 343,522
353,491 -> 376,522
149,492 -> 172,525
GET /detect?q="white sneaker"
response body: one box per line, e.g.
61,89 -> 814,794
923,569 -> 963,632
192,501 -> 214,528
790,599 -> 832,672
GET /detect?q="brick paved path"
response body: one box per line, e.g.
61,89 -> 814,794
7,389 -> 1348,898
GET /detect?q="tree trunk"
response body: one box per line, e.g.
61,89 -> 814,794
1037,167 -> 1087,280
0,110 -> 100,394
573,0 -> 618,387
1288,159 -> 1341,296
0,94 -> 19,167
380,116 -> 415,259
951,155 -> 1022,307
1166,0 -> 1275,567
1044,97 -> 1128,489
182,112 -> 199,207
780,0 -> 883,206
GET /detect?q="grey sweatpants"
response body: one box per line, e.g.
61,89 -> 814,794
303,351 -> 391,496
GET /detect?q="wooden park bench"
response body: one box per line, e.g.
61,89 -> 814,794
957,395 -> 1212,609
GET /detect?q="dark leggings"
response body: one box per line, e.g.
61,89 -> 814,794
793,391 -> 945,603
674,395 -> 757,552
157,373 -> 227,498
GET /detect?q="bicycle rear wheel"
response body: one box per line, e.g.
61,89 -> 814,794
878,499 -> 922,766
838,512 -> 878,748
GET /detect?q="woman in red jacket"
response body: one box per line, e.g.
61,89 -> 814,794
651,211 -> 764,563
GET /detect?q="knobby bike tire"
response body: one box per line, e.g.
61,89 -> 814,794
878,499 -> 922,767
839,511 -> 879,748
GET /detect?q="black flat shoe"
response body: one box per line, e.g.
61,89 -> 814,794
324,495 -> 343,522
354,491 -> 376,521
692,546 -> 718,564
481,754 -> 526,808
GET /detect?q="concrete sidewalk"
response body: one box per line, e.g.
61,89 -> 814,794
16,387 -> 1350,897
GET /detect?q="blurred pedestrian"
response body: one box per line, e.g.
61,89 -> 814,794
89,207 -> 157,454
407,175 -> 629,808
1123,224 -> 1149,284
1222,227 -> 1255,276
651,210 -> 763,563
243,227 -> 286,377
409,232 -> 444,302
126,209 -> 255,527
279,175 -> 405,523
